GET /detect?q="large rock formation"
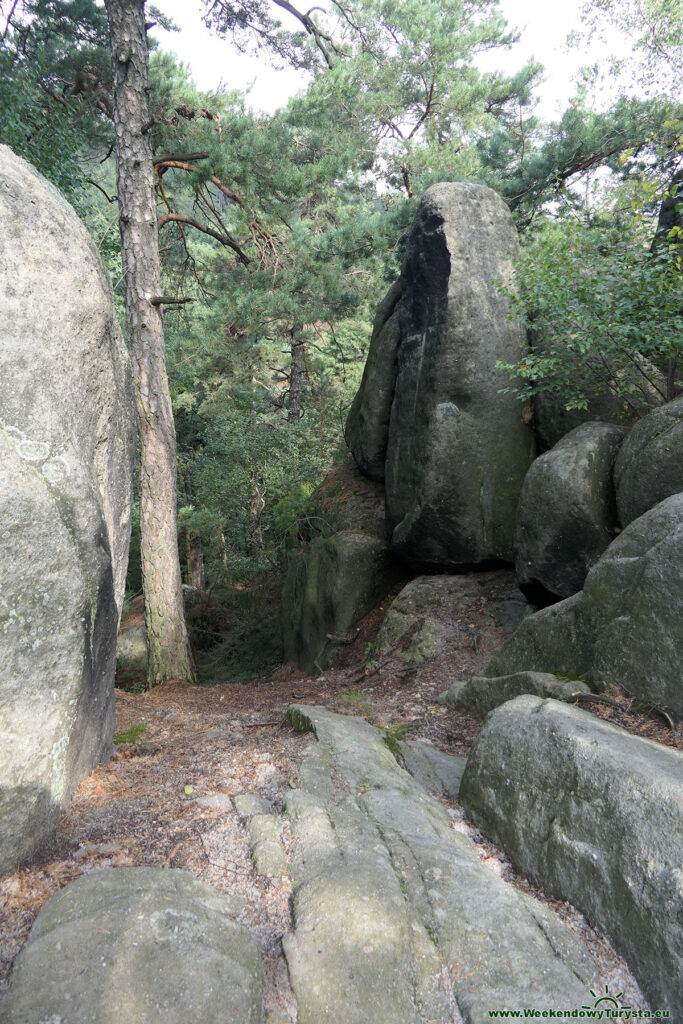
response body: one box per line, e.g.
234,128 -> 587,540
614,395 -> 683,527
514,422 -> 625,603
280,705 -> 602,1023
371,572 -> 527,665
281,455 -> 402,673
282,531 -> 400,673
485,493 -> 683,715
0,146 -> 136,873
346,183 -> 534,569
0,868 -> 263,1024
460,696 -> 683,1014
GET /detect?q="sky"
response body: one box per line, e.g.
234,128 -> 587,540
151,0 -> 615,120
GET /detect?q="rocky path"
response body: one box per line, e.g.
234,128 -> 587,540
1,571 -> 674,1022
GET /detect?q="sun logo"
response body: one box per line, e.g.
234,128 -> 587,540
582,984 -> 632,1014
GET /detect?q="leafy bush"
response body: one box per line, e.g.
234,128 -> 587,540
498,209 -> 683,413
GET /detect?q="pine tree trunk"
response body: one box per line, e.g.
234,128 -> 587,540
247,471 -> 266,558
105,0 -> 196,685
186,531 -> 206,592
288,327 -> 305,422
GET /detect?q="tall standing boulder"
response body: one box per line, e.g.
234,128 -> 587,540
0,146 -> 136,873
346,183 -> 534,569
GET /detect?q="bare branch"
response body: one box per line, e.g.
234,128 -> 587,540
2,0 -> 19,42
157,212 -> 251,264
86,178 -> 117,203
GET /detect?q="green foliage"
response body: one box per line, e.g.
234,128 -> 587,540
382,722 -> 412,761
0,0 -> 112,198
113,723 -> 146,744
497,195 -> 683,412
576,0 -> 683,97
195,602 -> 284,684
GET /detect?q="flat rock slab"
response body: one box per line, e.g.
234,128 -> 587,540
460,697 -> 683,1015
0,867 -> 263,1024
282,705 -> 600,1024
398,739 -> 467,798
440,671 -> 591,717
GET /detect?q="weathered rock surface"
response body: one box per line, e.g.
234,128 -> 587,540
371,573 -> 527,665
116,625 -> 148,682
312,443 -> 389,538
0,146 -> 136,873
460,696 -> 683,1014
0,867 -> 262,1023
346,182 -> 534,568
281,704 -> 600,1023
515,422 -> 625,602
397,739 -> 466,798
614,395 -> 683,526
281,455 -> 401,673
282,531 -> 401,673
441,670 -> 591,717
487,493 -> 683,714
532,387 -> 633,453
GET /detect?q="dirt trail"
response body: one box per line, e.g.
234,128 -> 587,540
0,570 -> 677,1020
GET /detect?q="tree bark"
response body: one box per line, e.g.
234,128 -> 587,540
247,471 -> 266,558
186,531 -> 206,592
288,326 -> 305,422
105,0 -> 196,685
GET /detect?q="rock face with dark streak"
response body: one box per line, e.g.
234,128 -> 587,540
346,182 -> 534,569
0,146 -> 136,874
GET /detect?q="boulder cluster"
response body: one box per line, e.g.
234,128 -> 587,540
284,181 -> 683,719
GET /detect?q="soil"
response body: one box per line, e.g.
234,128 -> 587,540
0,569 -> 678,1019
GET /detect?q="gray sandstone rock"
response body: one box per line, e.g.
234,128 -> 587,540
460,696 -> 683,1014
283,704 -> 601,1023
0,147 -> 136,873
116,625 -> 148,680
398,739 -> 467,797
486,493 -> 683,714
515,422 -> 625,602
248,812 -> 288,877
441,670 -> 591,717
281,531 -> 401,673
345,279 -> 403,481
614,395 -> 683,526
311,451 -> 388,538
0,867 -> 262,1024
371,573 -> 527,665
346,182 -> 534,568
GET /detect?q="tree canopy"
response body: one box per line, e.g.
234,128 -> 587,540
1,0 -> 681,681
